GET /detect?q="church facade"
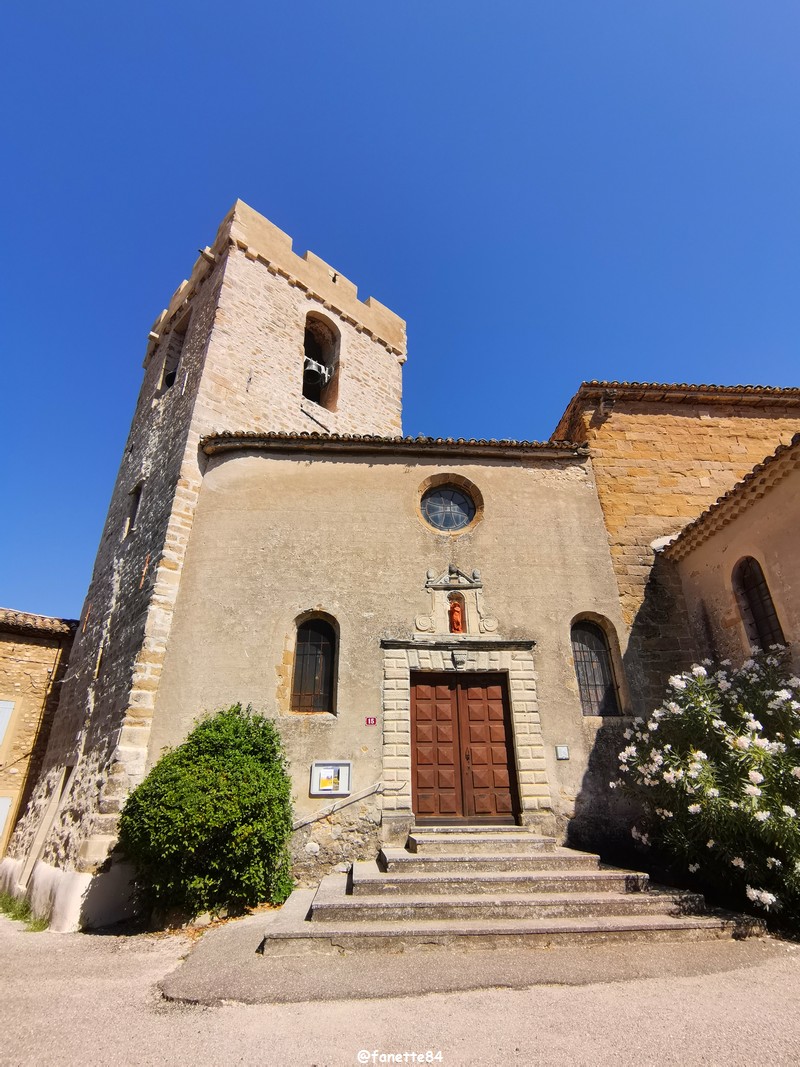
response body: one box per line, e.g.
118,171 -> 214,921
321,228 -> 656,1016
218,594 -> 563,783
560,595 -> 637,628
3,201 -> 800,931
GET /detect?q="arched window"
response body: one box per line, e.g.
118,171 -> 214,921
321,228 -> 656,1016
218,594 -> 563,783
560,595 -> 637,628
302,314 -> 340,411
291,618 -> 337,713
733,557 -> 785,650
571,620 -> 621,716
161,311 -> 189,391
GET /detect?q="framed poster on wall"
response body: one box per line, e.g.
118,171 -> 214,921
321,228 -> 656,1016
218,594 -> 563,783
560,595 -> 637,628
309,760 -> 352,797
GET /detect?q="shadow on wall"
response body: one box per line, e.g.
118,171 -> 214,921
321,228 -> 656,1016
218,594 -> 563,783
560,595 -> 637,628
622,552 -> 696,715
567,718 -> 642,864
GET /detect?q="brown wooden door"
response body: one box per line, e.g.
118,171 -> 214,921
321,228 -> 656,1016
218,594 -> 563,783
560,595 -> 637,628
411,673 -> 519,824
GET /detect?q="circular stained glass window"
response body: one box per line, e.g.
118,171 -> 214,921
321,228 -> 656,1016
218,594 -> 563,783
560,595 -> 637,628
420,485 -> 476,532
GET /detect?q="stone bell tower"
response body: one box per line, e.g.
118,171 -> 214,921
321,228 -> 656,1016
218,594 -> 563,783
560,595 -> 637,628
4,202 -> 407,929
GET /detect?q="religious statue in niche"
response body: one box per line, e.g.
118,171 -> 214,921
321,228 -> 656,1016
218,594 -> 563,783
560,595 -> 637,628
448,594 -> 465,633
415,564 -> 499,635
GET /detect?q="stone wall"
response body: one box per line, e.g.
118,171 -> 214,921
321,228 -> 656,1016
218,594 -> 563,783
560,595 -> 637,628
0,621 -> 73,856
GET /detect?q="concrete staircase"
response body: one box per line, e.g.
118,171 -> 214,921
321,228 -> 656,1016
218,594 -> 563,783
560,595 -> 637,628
260,826 -> 752,955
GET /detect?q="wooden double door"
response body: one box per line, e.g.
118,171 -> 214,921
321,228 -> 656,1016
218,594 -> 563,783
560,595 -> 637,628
411,672 -> 520,824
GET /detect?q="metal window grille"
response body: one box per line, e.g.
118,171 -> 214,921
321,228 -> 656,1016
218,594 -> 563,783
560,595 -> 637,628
734,557 -> 785,650
571,621 -> 620,716
292,619 -> 336,712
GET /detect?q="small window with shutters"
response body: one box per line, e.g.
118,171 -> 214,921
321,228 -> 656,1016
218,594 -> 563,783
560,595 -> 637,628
733,557 -> 785,651
571,620 -> 621,716
291,618 -> 337,713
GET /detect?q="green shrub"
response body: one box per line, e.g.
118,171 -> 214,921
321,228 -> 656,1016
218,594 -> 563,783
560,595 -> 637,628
118,704 -> 294,917
0,891 -> 48,931
615,648 -> 800,921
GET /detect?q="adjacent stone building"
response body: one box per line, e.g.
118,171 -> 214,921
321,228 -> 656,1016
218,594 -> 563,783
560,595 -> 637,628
2,201 -> 798,931
0,610 -> 75,855
665,432 -> 800,671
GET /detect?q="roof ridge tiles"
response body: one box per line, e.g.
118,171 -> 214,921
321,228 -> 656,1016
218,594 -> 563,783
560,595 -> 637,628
201,430 -> 588,455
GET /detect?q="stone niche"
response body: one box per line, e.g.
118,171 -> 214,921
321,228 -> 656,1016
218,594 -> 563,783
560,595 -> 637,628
414,565 -> 498,636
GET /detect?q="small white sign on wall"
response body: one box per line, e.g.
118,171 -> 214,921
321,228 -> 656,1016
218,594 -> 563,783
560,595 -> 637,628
309,761 -> 352,797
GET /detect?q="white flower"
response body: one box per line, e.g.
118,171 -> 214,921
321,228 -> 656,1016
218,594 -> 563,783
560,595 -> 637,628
688,804 -> 701,814
692,665 -> 708,678
731,857 -> 745,868
746,886 -> 778,910
712,719 -> 726,730
718,680 -> 732,691
707,788 -> 719,798
788,677 -> 800,688
743,659 -> 755,670
782,805 -> 796,817
754,810 -> 770,822
767,858 -> 783,869
707,839 -> 715,849
623,729 -> 633,740
748,770 -> 764,785
666,702 -> 682,714
733,736 -> 752,750
688,863 -> 700,873
695,750 -> 708,761
730,801 -> 740,810
669,676 -> 687,691
744,784 -> 762,797
792,768 -> 800,780
647,721 -> 659,732
609,781 -> 618,789
774,689 -> 792,703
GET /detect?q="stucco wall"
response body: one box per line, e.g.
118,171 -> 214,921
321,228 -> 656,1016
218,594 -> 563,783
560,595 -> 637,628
672,465 -> 800,672
150,448 -> 636,870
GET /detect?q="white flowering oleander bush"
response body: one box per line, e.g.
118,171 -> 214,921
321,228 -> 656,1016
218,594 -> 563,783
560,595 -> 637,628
614,648 -> 800,921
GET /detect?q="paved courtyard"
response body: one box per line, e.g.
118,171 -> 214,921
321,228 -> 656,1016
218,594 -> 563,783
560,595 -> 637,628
1,912 -> 799,1066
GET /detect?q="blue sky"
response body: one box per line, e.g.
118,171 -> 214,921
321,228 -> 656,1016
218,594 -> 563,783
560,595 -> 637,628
3,1 -> 800,618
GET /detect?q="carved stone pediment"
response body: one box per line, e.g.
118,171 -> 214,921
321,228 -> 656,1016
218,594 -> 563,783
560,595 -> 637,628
425,564 -> 482,590
415,565 -> 499,636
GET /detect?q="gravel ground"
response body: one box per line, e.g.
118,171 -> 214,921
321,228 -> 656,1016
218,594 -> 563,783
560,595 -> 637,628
1,913 -> 799,1066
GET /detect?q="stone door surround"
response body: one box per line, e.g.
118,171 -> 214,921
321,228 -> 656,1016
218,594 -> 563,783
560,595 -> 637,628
379,639 -> 553,844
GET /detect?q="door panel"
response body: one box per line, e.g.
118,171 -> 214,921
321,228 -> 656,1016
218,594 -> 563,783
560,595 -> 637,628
411,673 -> 519,824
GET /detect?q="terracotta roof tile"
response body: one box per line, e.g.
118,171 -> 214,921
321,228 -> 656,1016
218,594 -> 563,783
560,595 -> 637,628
0,608 -> 78,637
202,431 -> 588,459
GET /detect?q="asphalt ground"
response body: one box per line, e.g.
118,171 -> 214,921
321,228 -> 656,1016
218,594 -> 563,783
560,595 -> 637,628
2,911 -> 799,1066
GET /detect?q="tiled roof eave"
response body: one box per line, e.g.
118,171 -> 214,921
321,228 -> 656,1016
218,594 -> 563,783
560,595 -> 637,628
553,380 -> 800,439
201,431 -> 589,462
0,608 -> 78,638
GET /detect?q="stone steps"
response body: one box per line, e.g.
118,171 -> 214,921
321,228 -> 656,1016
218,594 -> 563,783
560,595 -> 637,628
259,891 -> 745,956
353,861 -> 647,896
407,830 -> 557,854
380,846 -> 600,874
260,826 -> 755,955
313,873 -> 703,921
